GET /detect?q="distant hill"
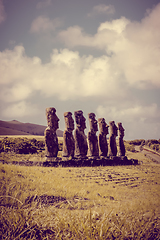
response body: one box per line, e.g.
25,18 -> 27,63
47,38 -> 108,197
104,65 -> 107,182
0,120 -> 63,137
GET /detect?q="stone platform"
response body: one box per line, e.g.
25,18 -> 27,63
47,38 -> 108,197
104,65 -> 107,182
43,157 -> 138,167
0,157 -> 138,167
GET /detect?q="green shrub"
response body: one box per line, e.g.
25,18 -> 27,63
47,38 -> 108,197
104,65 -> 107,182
0,138 -> 45,154
150,144 -> 159,152
124,141 -> 135,152
14,141 -> 37,154
128,139 -> 145,146
146,139 -> 159,145
145,139 -> 160,153
0,137 -> 64,155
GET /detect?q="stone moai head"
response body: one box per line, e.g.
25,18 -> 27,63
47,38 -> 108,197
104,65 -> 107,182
64,112 -> 74,131
88,113 -> 98,133
46,107 -> 59,131
117,122 -> 125,138
98,118 -> 109,135
74,110 -> 86,130
109,121 -> 118,137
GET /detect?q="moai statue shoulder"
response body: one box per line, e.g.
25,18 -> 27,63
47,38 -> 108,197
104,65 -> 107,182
117,122 -> 126,157
108,121 -> 118,157
87,113 -> 99,159
74,110 -> 88,159
98,118 -> 109,158
44,107 -> 59,160
62,112 -> 75,159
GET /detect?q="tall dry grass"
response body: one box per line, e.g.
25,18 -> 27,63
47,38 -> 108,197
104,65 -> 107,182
0,149 -> 160,239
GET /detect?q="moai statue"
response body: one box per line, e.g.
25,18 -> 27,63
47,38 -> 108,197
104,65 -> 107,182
117,122 -> 126,157
62,112 -> 75,159
108,121 -> 118,157
74,110 -> 88,159
87,113 -> 99,159
44,107 -> 59,159
98,118 -> 109,158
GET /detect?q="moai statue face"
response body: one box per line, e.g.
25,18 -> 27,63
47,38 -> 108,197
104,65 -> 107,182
64,112 -> 74,131
88,113 -> 98,133
117,122 -> 125,138
46,107 -> 59,131
74,110 -> 86,130
109,121 -> 118,137
98,118 -> 109,135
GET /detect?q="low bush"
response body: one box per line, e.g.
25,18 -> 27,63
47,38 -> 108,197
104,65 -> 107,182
145,139 -> 160,153
145,139 -> 159,145
128,139 -> 145,146
150,144 -> 160,152
124,141 -> 135,152
0,137 -> 45,154
0,137 -> 63,155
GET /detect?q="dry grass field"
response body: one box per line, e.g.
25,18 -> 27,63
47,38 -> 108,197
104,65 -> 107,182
0,136 -> 160,239
0,135 -> 45,140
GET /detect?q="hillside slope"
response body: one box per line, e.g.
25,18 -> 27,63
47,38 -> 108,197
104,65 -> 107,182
0,120 -> 63,137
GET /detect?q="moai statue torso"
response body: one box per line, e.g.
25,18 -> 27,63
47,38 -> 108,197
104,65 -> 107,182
98,118 -> 109,158
74,110 -> 88,159
108,121 -> 118,157
44,107 -> 59,159
118,122 -> 126,156
87,113 -> 99,159
62,112 -> 75,159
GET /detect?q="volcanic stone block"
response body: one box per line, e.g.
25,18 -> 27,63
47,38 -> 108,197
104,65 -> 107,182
74,110 -> 88,159
108,121 -> 118,157
98,118 -> 109,158
118,122 -> 126,157
44,107 -> 59,159
62,112 -> 75,159
87,113 -> 99,159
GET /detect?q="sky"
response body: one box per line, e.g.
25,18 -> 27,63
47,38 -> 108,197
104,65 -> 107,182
0,0 -> 160,140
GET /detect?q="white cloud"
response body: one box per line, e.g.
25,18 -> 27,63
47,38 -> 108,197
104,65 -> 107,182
88,4 -> 115,17
96,103 -> 160,139
98,17 -> 129,34
96,103 -> 160,123
58,17 -> 129,49
0,0 -> 6,24
36,0 -> 52,9
0,45 -> 160,139
1,84 -> 32,102
3,101 -> 39,118
58,26 -> 92,47
1,3 -> 160,139
58,3 -> 160,90
0,46 -> 128,102
30,16 -> 62,33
